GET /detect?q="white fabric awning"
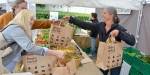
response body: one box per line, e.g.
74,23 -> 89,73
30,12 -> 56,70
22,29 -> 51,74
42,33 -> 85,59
28,0 -> 143,10
0,0 -> 7,4
0,0 -> 144,10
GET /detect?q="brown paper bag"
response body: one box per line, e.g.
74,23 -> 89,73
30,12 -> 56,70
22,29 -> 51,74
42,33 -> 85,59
52,67 -> 71,75
49,20 -> 74,48
96,37 -> 123,70
66,59 -> 77,75
22,55 -> 57,75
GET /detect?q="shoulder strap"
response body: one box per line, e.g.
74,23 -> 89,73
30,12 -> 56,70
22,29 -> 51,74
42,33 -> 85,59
0,24 -> 14,32
0,24 -> 15,50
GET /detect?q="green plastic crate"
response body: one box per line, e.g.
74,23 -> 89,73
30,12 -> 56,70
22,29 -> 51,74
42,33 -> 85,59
123,47 -> 150,75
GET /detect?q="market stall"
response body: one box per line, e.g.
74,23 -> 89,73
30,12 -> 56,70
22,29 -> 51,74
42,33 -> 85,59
0,19 -> 103,75
1,0 -> 150,75
1,41 -> 103,75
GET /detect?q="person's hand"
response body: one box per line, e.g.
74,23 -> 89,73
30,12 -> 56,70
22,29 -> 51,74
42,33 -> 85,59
55,50 -> 65,59
110,30 -> 119,37
63,16 -> 70,21
51,20 -> 61,25
47,50 -> 65,59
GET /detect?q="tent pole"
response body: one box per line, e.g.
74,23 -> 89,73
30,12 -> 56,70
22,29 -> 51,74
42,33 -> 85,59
135,0 -> 146,48
134,6 -> 143,48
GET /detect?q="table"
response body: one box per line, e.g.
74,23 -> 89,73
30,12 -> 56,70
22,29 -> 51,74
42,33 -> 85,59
73,35 -> 91,49
76,62 -> 103,75
72,40 -> 103,75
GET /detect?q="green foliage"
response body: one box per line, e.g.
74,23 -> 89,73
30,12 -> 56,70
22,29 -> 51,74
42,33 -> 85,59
139,55 -> 150,63
36,4 -> 90,33
36,4 -> 49,19
58,12 -> 90,21
123,47 -> 150,75
59,11 -> 90,17
124,47 -> 150,64
36,4 -> 90,21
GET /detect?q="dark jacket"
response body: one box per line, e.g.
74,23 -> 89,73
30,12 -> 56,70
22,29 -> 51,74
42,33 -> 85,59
90,19 -> 99,38
69,17 -> 135,46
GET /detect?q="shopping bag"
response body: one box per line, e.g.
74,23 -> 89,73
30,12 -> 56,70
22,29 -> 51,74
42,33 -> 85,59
22,55 -> 57,75
49,20 -> 74,49
52,67 -> 71,75
96,37 -> 123,70
66,59 -> 77,75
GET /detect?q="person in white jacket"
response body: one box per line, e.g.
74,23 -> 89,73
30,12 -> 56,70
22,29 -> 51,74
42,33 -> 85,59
2,9 -> 65,72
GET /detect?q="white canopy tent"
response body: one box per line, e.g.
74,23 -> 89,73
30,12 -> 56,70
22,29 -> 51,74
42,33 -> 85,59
27,0 -> 150,54
0,0 -> 16,11
1,0 -> 149,54
0,0 -> 145,11
0,0 -> 7,4
0,0 -> 7,7
0,0 -> 16,3
27,0 -> 143,10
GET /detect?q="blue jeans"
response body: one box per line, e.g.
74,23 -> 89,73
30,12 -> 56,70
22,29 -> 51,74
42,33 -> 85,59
100,66 -> 121,75
90,37 -> 97,57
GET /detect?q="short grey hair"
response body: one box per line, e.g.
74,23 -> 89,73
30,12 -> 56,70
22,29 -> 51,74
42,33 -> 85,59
104,7 -> 120,24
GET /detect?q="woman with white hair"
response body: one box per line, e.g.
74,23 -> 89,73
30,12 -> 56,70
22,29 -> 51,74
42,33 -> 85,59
1,9 -> 64,73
